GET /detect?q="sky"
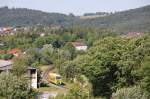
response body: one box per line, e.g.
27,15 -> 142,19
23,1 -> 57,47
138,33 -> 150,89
0,0 -> 150,15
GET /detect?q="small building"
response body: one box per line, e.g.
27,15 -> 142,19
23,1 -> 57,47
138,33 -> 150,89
0,27 -> 14,36
71,42 -> 88,51
0,43 -> 4,46
38,32 -> 45,37
127,32 -> 141,38
49,25 -> 63,30
0,60 -> 37,89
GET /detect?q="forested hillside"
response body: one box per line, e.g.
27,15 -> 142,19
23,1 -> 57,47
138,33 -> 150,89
75,5 -> 150,33
0,5 -> 150,33
0,7 -> 74,26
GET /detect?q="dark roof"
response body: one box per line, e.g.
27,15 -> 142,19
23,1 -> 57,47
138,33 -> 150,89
0,60 -> 12,70
0,60 -> 12,67
0,60 -> 36,70
127,32 -> 141,37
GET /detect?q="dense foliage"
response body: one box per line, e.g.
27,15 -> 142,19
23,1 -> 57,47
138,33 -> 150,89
12,55 -> 29,76
112,86 -> 149,99
0,27 -> 115,68
0,54 -> 13,60
54,75 -> 93,99
0,7 -> 74,26
62,35 -> 150,98
0,72 -> 35,99
75,5 -> 150,33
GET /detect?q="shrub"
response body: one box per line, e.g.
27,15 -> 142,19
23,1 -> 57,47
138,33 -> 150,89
0,72 -> 35,99
112,86 -> 149,99
0,54 -> 13,60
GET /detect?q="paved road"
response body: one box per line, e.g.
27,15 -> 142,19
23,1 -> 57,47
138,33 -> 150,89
36,92 -> 57,99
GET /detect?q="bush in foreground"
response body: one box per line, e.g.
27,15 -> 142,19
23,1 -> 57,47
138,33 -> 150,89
0,72 -> 35,99
112,86 -> 149,99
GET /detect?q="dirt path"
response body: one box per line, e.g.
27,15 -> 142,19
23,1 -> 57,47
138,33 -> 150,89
42,65 -> 55,80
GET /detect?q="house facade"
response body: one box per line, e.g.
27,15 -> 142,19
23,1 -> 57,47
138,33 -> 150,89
0,60 -> 37,89
71,42 -> 88,51
127,32 -> 141,38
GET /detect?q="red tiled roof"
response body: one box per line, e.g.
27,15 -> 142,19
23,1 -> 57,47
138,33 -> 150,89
8,48 -> 21,55
127,32 -> 141,37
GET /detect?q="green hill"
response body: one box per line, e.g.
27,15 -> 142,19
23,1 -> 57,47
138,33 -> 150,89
75,5 -> 150,33
0,7 -> 73,26
0,5 -> 150,33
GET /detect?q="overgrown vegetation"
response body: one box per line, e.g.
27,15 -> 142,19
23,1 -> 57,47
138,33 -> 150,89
61,35 -> 150,98
0,72 -> 36,99
112,86 -> 149,99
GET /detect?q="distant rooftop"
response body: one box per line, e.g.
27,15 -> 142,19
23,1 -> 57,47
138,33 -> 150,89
0,60 -> 12,70
0,60 -> 36,70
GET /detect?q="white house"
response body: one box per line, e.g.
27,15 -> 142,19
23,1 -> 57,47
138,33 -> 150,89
27,67 -> 38,89
38,32 -> 45,37
0,60 -> 37,89
72,42 -> 88,51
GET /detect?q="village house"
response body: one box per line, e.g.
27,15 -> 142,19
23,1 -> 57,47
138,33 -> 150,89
71,42 -> 88,51
127,32 -> 141,38
0,43 -> 4,46
7,48 -> 21,57
37,32 -> 45,37
0,27 -> 14,36
120,32 -> 142,38
49,25 -> 63,30
0,60 -> 38,89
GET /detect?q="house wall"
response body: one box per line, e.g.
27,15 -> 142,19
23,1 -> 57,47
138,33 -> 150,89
31,69 -> 37,89
75,46 -> 87,51
27,69 -> 37,89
